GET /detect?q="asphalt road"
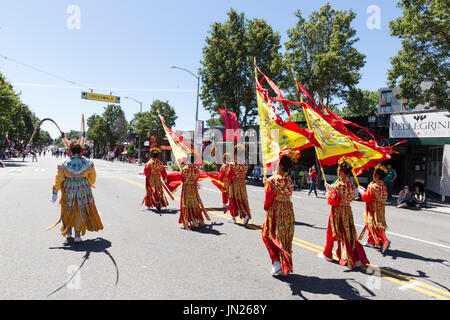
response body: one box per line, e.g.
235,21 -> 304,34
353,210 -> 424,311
0,155 -> 449,300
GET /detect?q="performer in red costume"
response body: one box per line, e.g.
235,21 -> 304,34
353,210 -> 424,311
142,145 -> 169,212
358,164 -> 391,254
262,149 -> 298,276
178,152 -> 211,230
319,157 -> 369,269
226,144 -> 251,225
218,153 -> 231,206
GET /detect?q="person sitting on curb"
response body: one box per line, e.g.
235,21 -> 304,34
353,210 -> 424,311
397,185 -> 413,208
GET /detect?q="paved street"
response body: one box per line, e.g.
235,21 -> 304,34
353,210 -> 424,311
0,155 -> 449,300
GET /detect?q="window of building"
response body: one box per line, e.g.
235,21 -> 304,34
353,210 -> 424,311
428,147 -> 443,177
380,106 -> 391,114
380,91 -> 392,106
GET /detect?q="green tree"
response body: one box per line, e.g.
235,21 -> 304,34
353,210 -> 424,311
87,114 -> 110,157
341,89 -> 379,117
206,117 -> 224,127
388,0 -> 449,111
126,143 -> 138,158
102,104 -> 128,146
199,9 -> 283,127
130,100 -> 177,152
284,4 -> 366,109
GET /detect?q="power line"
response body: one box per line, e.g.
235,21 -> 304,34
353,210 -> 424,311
0,53 -> 90,89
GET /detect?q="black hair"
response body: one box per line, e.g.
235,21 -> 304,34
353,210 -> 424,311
189,154 -> 195,164
340,161 -> 353,176
279,155 -> 293,173
375,168 -> 386,181
152,151 -> 159,158
70,145 -> 82,155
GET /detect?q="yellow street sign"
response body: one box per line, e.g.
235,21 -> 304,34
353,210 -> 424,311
81,92 -> 120,103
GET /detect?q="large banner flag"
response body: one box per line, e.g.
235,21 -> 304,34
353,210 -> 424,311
319,102 -> 403,175
159,113 -> 193,169
217,108 -> 240,141
295,81 -> 403,175
303,102 -> 363,166
255,69 -> 319,175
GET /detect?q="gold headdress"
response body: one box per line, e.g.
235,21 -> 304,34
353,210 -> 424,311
150,144 -> 162,153
279,148 -> 301,163
374,163 -> 388,173
337,156 -> 352,171
234,143 -> 245,152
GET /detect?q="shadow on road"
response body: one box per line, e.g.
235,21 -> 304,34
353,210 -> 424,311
383,248 -> 449,267
191,222 -> 225,236
295,221 -> 326,230
48,237 -> 118,297
277,273 -> 373,300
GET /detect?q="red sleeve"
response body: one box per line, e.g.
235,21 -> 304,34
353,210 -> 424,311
361,186 -> 373,203
327,189 -> 341,206
264,183 -> 276,211
227,166 -> 235,180
161,166 -> 167,179
218,166 -> 225,181
143,163 -> 150,176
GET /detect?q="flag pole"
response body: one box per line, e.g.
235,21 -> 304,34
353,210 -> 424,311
254,58 -> 268,183
314,90 -> 360,187
291,67 -> 328,185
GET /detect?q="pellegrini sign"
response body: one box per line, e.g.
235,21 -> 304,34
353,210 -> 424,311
389,111 -> 450,138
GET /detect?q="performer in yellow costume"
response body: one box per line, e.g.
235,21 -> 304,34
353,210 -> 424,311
262,149 -> 299,276
50,140 -> 103,243
226,144 -> 251,225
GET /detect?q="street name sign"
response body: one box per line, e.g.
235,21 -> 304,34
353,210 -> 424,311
81,92 -> 120,103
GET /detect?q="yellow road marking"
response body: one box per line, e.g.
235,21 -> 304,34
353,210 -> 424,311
120,176 -> 449,300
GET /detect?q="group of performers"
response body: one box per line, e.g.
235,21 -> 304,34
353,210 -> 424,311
49,139 -> 391,278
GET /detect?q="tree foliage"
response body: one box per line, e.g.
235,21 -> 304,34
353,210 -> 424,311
283,4 -> 366,109
341,89 -> 379,117
199,9 -> 283,127
129,100 -> 177,147
102,104 -> 128,145
388,0 -> 449,111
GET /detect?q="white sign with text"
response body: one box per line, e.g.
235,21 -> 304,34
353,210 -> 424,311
389,111 -> 450,138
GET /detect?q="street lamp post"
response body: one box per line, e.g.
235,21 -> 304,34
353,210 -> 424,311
170,66 -> 200,151
124,96 -> 143,165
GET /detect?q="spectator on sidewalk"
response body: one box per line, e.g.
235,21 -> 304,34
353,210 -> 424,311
308,165 -> 318,197
385,164 -> 397,200
397,185 -> 413,208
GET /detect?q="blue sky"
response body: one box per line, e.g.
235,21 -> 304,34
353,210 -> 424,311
0,0 -> 402,138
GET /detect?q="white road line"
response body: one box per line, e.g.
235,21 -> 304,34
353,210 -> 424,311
354,223 -> 450,250
201,187 -> 221,194
399,282 -> 418,291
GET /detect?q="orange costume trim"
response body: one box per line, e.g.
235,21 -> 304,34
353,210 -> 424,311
262,172 -> 295,274
323,176 -> 369,268
179,164 -> 211,228
225,162 -> 251,219
142,158 -> 169,209
360,181 -> 388,247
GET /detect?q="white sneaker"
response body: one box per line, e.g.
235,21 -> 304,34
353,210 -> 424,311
364,242 -> 374,248
66,230 -> 73,239
243,216 -> 250,225
382,240 -> 391,254
229,218 -> 236,224
146,206 -> 151,210
74,237 -> 82,243
318,253 -> 333,262
271,261 -> 282,276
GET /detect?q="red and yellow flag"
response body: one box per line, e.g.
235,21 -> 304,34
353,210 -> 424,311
302,102 -> 363,166
256,69 -> 319,175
